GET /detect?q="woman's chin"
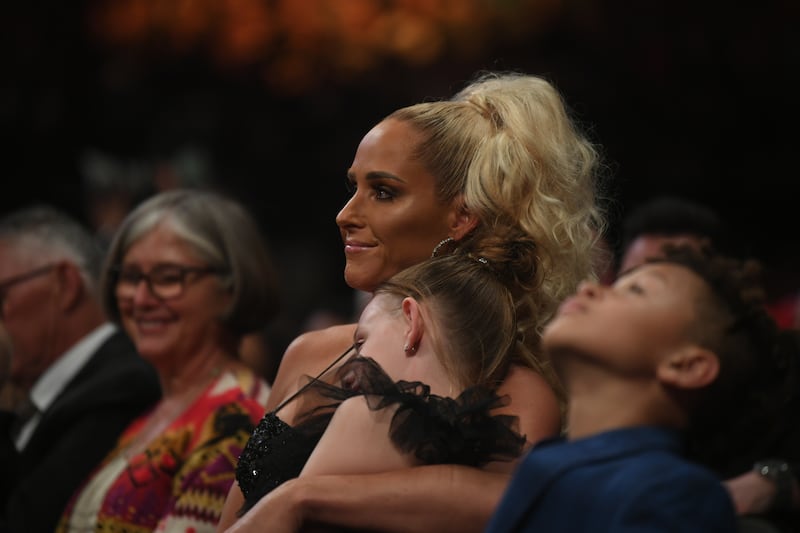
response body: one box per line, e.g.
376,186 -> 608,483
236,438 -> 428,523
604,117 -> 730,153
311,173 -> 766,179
133,342 -> 171,364
344,270 -> 379,293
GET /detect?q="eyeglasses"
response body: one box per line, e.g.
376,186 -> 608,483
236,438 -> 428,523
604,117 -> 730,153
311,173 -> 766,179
113,264 -> 220,301
0,264 -> 57,318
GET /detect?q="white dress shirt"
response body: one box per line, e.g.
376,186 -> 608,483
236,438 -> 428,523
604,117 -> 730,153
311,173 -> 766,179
14,322 -> 118,450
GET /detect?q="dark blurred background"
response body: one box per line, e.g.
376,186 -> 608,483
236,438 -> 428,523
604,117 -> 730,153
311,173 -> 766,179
3,0 -> 799,343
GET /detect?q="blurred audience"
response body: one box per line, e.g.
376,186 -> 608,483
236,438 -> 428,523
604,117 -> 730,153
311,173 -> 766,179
81,147 -> 287,385
56,189 -> 279,532
616,194 -> 799,330
616,194 -> 728,276
0,205 -> 161,533
765,288 -> 800,331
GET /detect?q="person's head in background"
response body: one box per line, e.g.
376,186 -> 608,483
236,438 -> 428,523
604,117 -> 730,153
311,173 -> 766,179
0,205 -> 107,393
616,195 -> 726,277
338,71 -> 607,395
80,145 -> 216,252
101,189 -> 280,385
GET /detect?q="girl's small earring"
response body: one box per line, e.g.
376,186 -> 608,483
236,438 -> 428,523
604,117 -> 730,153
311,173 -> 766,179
404,343 -> 417,353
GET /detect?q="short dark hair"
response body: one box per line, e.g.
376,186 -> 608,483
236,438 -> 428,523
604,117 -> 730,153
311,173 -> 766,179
620,196 -> 725,254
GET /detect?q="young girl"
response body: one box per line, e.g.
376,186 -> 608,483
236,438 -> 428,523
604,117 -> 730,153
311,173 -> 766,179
229,236 -> 543,528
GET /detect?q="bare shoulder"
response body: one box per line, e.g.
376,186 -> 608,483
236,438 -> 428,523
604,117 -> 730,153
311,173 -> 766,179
301,396 -> 409,476
266,323 -> 357,411
495,365 -> 562,446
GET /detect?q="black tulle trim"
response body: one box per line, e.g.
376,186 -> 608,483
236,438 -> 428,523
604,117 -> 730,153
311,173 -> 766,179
302,356 -> 527,466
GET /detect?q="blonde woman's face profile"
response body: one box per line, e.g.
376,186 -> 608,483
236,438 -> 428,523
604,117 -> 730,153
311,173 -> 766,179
336,118 -> 459,293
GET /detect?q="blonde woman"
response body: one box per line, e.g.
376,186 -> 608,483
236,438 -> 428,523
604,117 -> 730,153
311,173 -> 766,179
221,71 -> 607,533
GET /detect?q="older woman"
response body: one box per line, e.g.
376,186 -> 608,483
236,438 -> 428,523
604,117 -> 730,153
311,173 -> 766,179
57,189 -> 280,533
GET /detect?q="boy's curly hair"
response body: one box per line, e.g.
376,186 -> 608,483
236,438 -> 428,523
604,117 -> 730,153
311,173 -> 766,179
651,245 -> 799,477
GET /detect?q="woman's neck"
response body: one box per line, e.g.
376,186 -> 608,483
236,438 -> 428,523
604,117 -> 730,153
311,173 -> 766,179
158,342 -> 235,397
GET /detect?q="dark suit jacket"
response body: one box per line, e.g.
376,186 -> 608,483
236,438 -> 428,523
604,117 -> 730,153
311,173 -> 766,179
0,329 -> 161,533
485,426 -> 738,533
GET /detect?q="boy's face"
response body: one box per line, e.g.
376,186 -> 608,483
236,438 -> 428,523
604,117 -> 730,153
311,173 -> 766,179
543,263 -> 710,376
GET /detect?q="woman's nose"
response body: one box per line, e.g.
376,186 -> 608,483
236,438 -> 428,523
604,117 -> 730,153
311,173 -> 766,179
336,194 -> 362,229
131,279 -> 159,305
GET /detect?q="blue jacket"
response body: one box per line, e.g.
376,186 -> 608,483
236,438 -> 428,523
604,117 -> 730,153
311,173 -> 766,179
485,426 -> 737,532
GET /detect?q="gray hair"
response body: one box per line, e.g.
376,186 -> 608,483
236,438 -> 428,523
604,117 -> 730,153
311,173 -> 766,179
0,205 -> 104,293
101,189 -> 280,336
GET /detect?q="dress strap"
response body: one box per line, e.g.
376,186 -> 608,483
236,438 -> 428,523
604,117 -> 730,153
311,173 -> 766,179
271,343 -> 356,415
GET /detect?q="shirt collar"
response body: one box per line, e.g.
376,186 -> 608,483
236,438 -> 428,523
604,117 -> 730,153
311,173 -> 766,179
29,322 -> 118,412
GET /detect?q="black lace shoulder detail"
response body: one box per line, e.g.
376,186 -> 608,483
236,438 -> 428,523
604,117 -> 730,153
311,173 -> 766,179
235,356 -> 526,515
334,356 -> 527,467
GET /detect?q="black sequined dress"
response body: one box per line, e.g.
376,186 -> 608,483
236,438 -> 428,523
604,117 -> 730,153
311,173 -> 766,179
235,355 -> 526,514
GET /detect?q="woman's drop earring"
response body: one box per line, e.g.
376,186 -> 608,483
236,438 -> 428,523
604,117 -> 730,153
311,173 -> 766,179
431,237 -> 455,258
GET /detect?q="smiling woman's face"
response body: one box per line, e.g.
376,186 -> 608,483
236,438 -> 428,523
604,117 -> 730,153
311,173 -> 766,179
115,222 -> 231,366
336,118 -> 460,293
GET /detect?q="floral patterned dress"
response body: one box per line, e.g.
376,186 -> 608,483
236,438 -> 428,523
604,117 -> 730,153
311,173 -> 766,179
57,368 -> 269,533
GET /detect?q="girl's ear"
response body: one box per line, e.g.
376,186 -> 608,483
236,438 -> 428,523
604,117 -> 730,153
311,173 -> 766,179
401,297 -> 424,355
656,345 -> 720,389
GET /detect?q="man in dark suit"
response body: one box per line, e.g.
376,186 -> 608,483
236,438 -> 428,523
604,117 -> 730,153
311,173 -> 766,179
0,205 -> 161,533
